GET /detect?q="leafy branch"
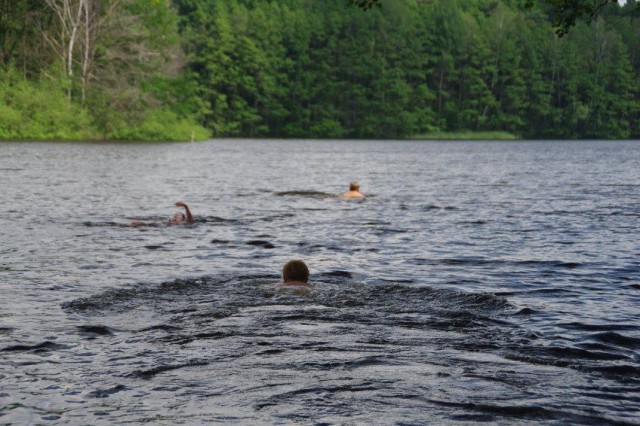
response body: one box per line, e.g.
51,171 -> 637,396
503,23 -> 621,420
348,0 -> 639,37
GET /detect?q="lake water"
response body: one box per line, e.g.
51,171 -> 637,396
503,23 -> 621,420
1,139 -> 639,424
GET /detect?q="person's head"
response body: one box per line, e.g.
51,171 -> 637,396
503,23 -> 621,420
169,212 -> 186,224
349,182 -> 360,192
282,259 -> 309,283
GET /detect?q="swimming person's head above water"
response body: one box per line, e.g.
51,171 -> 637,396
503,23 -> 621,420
276,260 -> 311,288
169,212 -> 187,225
170,201 -> 194,224
283,259 -> 309,283
130,201 -> 195,227
339,182 -> 366,199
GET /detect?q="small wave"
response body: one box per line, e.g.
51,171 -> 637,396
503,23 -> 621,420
154,331 -> 232,345
2,341 -> 67,352
583,364 -> 640,380
138,324 -> 183,332
322,270 -> 353,278
63,287 -> 141,313
497,288 -> 575,296
372,228 -> 408,235
87,384 -> 127,398
590,332 -> 640,350
295,242 -> 372,254
431,399 -> 622,424
62,275 -> 245,314
82,221 -> 131,228
559,322 -> 639,332
144,244 -> 172,250
127,359 -> 209,380
362,220 -> 391,226
412,257 -> 582,270
542,346 -> 629,361
275,190 -> 334,199
599,183 -> 640,187
77,325 -> 115,336
353,247 -> 381,252
259,213 -> 296,222
198,216 -> 239,224
513,307 -> 537,315
505,344 -> 639,384
246,240 -> 276,249
606,211 -> 640,217
421,204 -> 458,211
376,278 -> 415,284
516,260 -> 581,269
458,220 -> 487,225
210,239 -> 232,245
61,274 -> 510,321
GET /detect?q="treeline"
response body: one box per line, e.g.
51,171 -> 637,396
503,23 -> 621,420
0,0 -> 209,141
173,0 -> 639,139
1,0 -> 639,140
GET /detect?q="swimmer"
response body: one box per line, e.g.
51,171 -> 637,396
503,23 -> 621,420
170,201 -> 194,224
274,260 -> 312,289
130,201 -> 195,227
339,182 -> 366,199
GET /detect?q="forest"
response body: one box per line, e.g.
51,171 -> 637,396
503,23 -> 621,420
1,0 -> 638,141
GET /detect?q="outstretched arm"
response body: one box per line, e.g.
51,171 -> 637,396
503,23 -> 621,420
175,201 -> 194,224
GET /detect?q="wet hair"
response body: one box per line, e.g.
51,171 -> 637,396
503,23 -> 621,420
349,182 -> 360,191
169,212 -> 187,224
282,260 -> 309,283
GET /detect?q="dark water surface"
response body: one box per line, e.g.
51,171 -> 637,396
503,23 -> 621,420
1,139 -> 639,424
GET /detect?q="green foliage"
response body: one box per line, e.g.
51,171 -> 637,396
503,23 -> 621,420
106,109 -> 210,141
166,0 -> 639,140
0,0 -> 210,142
0,0 -> 52,75
524,0 -> 640,37
346,0 -> 382,10
1,0 -> 639,141
0,66 -> 97,140
349,0 -> 640,37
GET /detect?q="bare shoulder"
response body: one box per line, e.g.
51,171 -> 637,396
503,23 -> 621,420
339,191 -> 366,199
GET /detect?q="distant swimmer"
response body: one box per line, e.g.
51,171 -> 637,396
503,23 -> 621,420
274,260 -> 312,289
170,201 -> 194,224
130,201 -> 195,227
339,182 -> 366,199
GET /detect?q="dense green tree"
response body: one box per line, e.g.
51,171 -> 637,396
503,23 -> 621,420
0,0 -> 208,141
349,0 -> 640,36
573,21 -> 637,138
519,28 -> 554,138
0,66 -> 96,139
1,0 -> 639,140
0,0 -> 53,75
482,4 -> 528,133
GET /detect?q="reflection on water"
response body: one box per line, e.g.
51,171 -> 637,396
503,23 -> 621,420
1,139 -> 639,424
